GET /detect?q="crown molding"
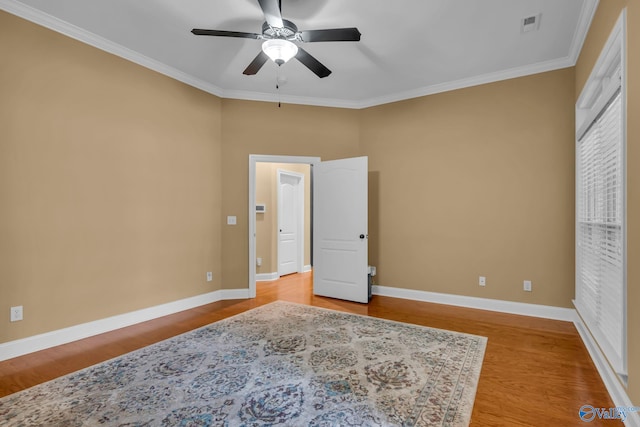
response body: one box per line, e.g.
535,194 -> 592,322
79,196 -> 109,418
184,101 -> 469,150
0,0 -> 225,97
1,0 -> 599,110
357,56 -> 575,109
568,0 -> 600,65
220,87 -> 364,109
360,0 -> 599,109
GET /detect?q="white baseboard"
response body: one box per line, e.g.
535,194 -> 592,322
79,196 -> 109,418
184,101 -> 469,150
0,288 -> 249,362
4,279 -> 636,423
257,267 -> 311,282
372,285 -> 575,321
573,312 -> 640,427
372,284 -> 638,425
221,288 -> 251,300
256,272 -> 279,282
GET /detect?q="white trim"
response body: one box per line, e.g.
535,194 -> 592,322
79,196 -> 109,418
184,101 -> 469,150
220,88 -> 364,110
249,155 -> 321,299
575,9 -> 627,377
573,311 -> 640,427
256,272 -> 279,282
576,11 -> 625,136
0,0 -> 225,98
0,0 -> 598,110
359,57 -> 575,109
568,0 -> 600,68
0,289 -> 247,362
372,285 -> 575,321
220,288 -> 251,300
256,266 -> 312,281
372,284 -> 639,420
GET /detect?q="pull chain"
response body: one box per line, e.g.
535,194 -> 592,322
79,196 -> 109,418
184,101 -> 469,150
276,69 -> 281,108
277,83 -> 281,108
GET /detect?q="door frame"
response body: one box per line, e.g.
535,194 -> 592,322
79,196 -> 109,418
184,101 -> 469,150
277,169 -> 305,277
249,155 -> 321,298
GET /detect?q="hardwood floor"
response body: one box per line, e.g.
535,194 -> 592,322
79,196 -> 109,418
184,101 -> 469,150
0,272 -> 619,426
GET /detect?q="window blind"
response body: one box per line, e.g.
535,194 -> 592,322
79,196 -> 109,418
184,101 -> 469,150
576,89 -> 625,375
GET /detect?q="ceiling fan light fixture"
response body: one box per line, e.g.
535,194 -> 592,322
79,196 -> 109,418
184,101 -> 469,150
262,39 -> 298,66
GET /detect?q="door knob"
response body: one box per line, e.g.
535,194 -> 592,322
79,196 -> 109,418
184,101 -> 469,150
360,234 -> 365,239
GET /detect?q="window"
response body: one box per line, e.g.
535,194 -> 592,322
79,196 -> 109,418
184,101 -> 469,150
575,11 -> 626,378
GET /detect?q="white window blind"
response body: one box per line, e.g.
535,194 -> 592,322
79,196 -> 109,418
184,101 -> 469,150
576,89 -> 625,375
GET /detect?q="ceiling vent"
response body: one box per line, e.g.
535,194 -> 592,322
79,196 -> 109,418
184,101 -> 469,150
521,14 -> 541,33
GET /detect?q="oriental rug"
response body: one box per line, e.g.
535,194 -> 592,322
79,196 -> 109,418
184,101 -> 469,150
0,301 -> 487,426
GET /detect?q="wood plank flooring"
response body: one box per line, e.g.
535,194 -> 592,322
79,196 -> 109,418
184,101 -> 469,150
0,272 -> 619,426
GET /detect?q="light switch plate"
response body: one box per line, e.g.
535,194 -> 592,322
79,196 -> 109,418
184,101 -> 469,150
227,216 -> 237,225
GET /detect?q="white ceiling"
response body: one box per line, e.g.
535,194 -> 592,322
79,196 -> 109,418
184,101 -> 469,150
1,0 -> 598,108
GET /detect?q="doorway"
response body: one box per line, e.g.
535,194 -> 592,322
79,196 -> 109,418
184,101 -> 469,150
249,154 -> 369,302
249,155 -> 320,298
253,163 -> 309,281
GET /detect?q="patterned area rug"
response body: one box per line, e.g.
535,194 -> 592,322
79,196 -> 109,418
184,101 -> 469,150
1,301 -> 487,426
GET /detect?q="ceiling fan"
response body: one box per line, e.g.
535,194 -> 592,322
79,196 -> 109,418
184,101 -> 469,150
191,0 -> 361,78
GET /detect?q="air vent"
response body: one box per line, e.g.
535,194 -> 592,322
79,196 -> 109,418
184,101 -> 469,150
521,14 -> 541,33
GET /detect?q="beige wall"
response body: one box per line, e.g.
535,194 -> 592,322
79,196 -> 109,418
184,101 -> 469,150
0,8 -> 578,342
220,99 -> 360,289
227,69 -> 577,310
0,11 -> 223,341
3,5 -> 636,407
255,163 -> 275,274
575,0 -> 639,405
255,162 -> 310,275
361,69 -> 576,307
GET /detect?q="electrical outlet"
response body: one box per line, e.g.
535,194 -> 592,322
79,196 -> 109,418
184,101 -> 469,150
524,280 -> 532,292
10,306 -> 23,322
206,272 -> 213,282
479,276 -> 486,287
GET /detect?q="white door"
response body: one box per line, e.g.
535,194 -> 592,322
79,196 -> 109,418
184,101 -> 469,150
278,170 -> 304,276
313,156 -> 368,303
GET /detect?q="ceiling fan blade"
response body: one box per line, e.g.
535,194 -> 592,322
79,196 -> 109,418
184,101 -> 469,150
300,28 -> 361,42
243,51 -> 269,75
295,47 -> 331,78
191,29 -> 261,39
257,0 -> 284,28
